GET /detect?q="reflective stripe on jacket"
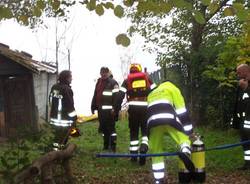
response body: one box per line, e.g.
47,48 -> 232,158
235,87 -> 250,129
147,81 -> 193,134
91,77 -> 119,111
49,83 -> 76,127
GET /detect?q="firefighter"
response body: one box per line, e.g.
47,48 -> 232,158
118,63 -> 156,165
231,64 -> 250,170
49,70 -> 77,151
147,81 -> 194,184
91,67 -> 120,152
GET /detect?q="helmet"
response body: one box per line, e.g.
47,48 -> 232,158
69,127 -> 81,137
129,63 -> 142,73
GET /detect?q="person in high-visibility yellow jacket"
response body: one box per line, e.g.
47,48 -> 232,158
147,81 -> 194,184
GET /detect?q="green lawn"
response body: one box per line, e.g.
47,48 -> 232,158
0,120 -> 249,184
69,120 -> 247,183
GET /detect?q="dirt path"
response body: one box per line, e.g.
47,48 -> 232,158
73,170 -> 250,184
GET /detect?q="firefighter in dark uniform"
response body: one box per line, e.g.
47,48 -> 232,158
118,63 -> 156,165
91,67 -> 120,152
147,81 -> 194,184
231,64 -> 250,170
49,70 -> 77,150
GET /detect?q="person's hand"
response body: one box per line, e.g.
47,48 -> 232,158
189,132 -> 196,142
111,109 -> 115,117
239,78 -> 248,90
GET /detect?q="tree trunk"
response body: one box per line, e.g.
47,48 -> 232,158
189,19 -> 205,124
14,143 -> 77,184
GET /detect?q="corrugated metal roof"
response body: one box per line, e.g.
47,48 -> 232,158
0,43 -> 57,74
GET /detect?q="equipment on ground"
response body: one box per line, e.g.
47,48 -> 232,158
77,114 -> 98,123
191,134 -> 206,183
69,127 -> 81,137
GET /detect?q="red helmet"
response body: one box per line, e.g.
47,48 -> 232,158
129,63 -> 142,73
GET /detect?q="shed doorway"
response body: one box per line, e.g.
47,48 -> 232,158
3,75 -> 34,136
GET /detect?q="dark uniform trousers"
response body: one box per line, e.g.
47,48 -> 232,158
98,108 -> 116,151
128,105 -> 148,153
240,128 -> 250,164
52,125 -> 69,145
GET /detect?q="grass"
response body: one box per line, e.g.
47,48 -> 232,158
0,120 -> 248,183
69,120 -> 246,183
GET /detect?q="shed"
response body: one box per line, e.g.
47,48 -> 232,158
0,43 -> 57,137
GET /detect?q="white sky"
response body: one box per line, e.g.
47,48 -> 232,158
0,5 -> 159,115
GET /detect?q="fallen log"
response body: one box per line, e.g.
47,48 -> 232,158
14,143 -> 77,184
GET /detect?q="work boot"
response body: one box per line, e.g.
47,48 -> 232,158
155,178 -> 166,184
238,162 -> 250,170
139,143 -> 148,166
178,152 -> 195,172
110,135 -> 117,153
103,135 -> 110,151
52,143 -> 60,151
130,151 -> 138,163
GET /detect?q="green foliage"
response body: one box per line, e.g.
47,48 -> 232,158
0,120 -> 248,183
0,0 -> 249,48
193,10 -> 206,24
71,121 -> 245,183
203,23 -> 250,87
114,5 -> 124,18
207,1 -> 220,14
0,7 -> 13,19
233,3 -> 249,22
201,0 -> 210,6
86,0 -> 96,11
224,7 -> 235,17
127,0 -> 244,126
116,33 -> 130,47
123,0 -> 135,7
95,4 -> 104,16
0,124 -> 54,183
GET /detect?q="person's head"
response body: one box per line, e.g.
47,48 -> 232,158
100,67 -> 110,79
236,64 -> 250,90
129,63 -> 142,73
58,70 -> 72,85
109,70 -> 113,79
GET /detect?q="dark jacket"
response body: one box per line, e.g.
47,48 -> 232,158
49,82 -> 76,123
91,77 -> 120,114
231,84 -> 250,129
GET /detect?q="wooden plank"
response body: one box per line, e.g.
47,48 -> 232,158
0,78 -> 5,137
0,112 -> 5,137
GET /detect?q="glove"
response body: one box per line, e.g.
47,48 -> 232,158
189,132 -> 196,142
111,109 -> 119,121
91,104 -> 96,114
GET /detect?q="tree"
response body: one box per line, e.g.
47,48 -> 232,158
1,0 -> 250,125
1,1 -> 249,46
125,0 -> 249,124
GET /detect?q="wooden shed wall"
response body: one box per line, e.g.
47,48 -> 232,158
0,54 -> 56,137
